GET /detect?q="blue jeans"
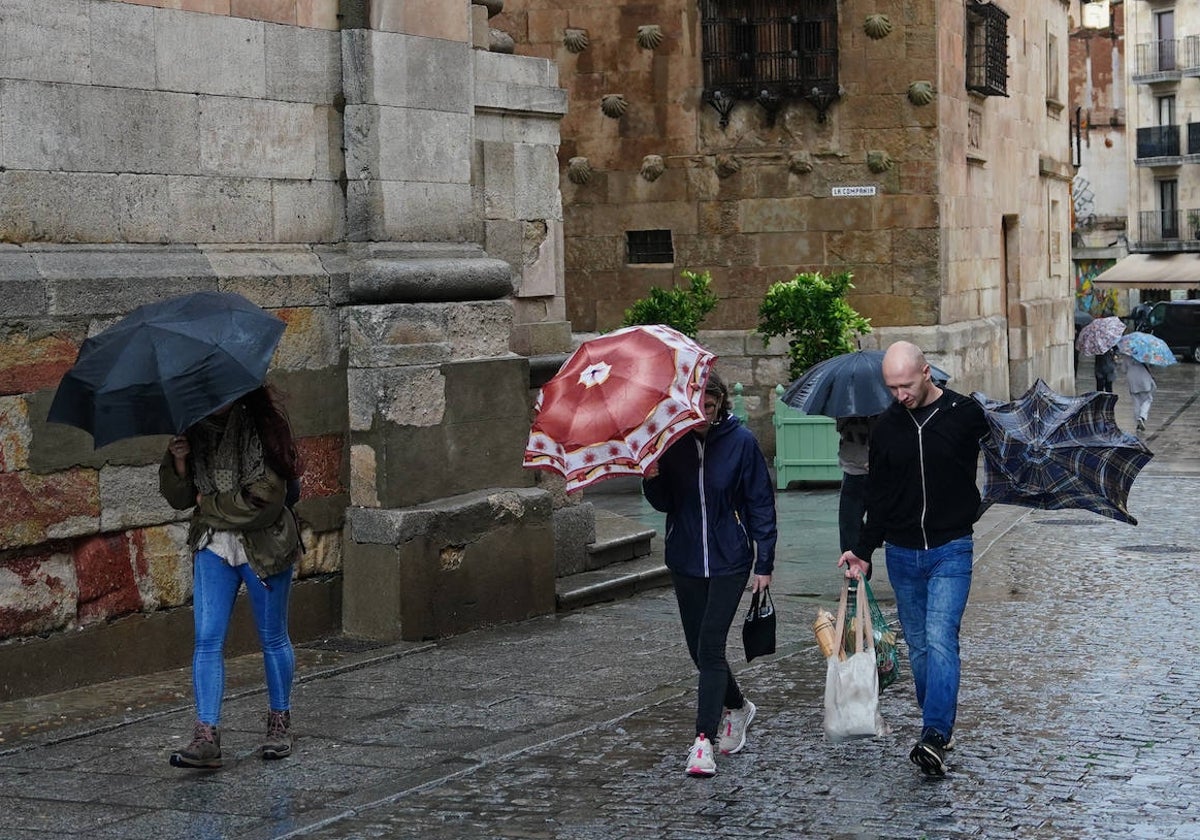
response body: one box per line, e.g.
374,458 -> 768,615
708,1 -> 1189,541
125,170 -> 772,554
884,537 -> 973,741
192,548 -> 295,725
671,571 -> 749,740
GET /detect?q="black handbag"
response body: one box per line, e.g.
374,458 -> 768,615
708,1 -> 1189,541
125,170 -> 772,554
742,587 -> 777,662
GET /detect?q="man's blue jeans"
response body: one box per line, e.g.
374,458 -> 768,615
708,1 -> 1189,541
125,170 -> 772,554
884,536 -> 973,741
192,548 -> 295,725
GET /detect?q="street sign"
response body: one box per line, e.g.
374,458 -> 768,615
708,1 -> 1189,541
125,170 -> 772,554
831,185 -> 877,197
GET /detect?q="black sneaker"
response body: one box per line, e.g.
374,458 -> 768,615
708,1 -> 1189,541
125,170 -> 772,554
909,730 -> 948,777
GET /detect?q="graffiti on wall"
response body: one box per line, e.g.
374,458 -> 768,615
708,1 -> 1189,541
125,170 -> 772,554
1075,259 -> 1119,315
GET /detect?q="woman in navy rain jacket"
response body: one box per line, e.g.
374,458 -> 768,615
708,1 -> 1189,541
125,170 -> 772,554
643,371 -> 777,777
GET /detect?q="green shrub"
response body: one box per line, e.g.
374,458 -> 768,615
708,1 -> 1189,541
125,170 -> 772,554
757,271 -> 871,380
621,270 -> 718,338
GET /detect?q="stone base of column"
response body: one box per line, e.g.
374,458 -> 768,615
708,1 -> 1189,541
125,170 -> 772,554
343,487 -> 555,642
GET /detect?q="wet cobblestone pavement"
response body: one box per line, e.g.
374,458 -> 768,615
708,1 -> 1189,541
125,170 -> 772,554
0,361 -> 1197,839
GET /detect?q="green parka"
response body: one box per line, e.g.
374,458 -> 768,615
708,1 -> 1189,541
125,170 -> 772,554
159,452 -> 302,580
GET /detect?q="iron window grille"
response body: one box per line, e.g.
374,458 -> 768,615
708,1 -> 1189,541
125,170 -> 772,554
700,0 -> 839,127
966,1 -> 1009,97
626,230 -> 675,265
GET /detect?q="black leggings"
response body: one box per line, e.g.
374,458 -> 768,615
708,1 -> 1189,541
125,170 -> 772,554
671,570 -> 749,740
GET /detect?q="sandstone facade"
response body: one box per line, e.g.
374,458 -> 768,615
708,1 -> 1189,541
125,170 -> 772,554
500,0 -> 1076,419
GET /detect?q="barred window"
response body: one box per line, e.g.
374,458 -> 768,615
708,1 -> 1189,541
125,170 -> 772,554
700,0 -> 839,126
627,230 -> 675,265
966,1 -> 1009,97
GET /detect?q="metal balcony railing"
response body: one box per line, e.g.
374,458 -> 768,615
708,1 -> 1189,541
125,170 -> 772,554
1134,209 -> 1200,251
1136,125 -> 1181,159
1189,123 -> 1200,156
1184,35 -> 1200,74
1134,39 -> 1181,78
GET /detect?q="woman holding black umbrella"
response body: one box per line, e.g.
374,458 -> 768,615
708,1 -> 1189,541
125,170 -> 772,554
159,386 -> 304,769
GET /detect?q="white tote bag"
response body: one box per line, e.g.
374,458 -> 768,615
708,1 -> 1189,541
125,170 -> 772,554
823,580 -> 888,741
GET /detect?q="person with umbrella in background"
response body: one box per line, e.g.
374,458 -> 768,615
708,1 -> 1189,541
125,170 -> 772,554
835,414 -> 877,552
1116,330 -> 1176,434
642,371 -> 777,777
1122,355 -> 1156,433
1094,347 -> 1116,393
837,342 -> 989,778
160,385 -> 304,769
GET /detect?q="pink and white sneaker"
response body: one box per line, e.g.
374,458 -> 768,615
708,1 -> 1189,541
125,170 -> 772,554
685,733 -> 717,777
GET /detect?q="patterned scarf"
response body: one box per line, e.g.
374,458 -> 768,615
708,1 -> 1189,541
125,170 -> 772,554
190,403 -> 268,496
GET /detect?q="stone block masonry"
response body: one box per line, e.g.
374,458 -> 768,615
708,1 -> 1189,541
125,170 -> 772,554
0,0 -> 574,701
0,1 -> 344,246
0,246 -> 349,650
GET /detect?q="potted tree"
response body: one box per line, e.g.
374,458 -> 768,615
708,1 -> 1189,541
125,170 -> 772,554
756,270 -> 871,488
621,269 -> 717,337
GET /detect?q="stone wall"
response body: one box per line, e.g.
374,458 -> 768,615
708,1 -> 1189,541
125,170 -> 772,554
0,2 -> 345,245
499,0 -> 1075,406
0,246 -> 347,671
0,0 -> 571,696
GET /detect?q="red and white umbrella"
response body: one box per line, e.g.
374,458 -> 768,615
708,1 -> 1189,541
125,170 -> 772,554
524,324 -> 715,492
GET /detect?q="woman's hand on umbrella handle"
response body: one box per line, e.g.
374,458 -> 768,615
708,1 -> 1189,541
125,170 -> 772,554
751,573 -> 772,593
643,463 -> 660,480
838,550 -> 869,579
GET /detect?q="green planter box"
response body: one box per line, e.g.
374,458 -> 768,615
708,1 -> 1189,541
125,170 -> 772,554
772,386 -> 841,489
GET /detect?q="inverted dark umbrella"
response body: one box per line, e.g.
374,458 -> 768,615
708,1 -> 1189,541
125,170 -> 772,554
523,324 -> 714,492
781,350 -> 951,418
48,291 -> 286,448
972,379 -> 1152,525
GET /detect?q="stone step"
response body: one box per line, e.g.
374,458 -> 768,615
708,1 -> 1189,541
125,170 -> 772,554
586,508 -> 655,569
555,554 -> 670,612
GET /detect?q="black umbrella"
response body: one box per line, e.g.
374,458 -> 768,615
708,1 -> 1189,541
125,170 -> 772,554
48,291 -> 285,448
781,350 -> 951,418
972,379 -> 1152,525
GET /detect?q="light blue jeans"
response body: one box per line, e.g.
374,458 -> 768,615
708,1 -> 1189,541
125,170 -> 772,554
192,548 -> 295,725
885,536 -> 973,742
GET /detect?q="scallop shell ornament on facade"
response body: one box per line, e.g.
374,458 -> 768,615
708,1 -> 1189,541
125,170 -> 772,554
567,157 -> 592,185
907,81 -> 935,106
788,151 -> 814,175
563,28 -> 589,53
636,25 -> 664,50
640,154 -> 665,182
863,14 -> 893,40
867,150 -> 894,173
489,28 -> 515,54
601,94 -> 629,119
715,154 -> 741,179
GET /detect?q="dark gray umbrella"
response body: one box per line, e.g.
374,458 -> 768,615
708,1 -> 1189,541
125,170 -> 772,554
48,291 -> 285,448
781,350 -> 951,418
972,380 -> 1152,525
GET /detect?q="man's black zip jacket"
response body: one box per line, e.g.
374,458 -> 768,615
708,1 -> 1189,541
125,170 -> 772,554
852,387 -> 989,564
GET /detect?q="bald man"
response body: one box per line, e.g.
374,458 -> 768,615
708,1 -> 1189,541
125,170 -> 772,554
838,341 -> 989,777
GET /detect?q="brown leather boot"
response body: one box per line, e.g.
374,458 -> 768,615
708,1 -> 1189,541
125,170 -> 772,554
262,710 -> 292,760
170,721 -> 222,769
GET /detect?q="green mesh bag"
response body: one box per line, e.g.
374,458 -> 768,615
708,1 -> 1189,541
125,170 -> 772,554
844,578 -> 901,691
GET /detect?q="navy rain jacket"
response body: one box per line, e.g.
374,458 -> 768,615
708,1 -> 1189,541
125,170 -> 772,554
642,414 -> 777,578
